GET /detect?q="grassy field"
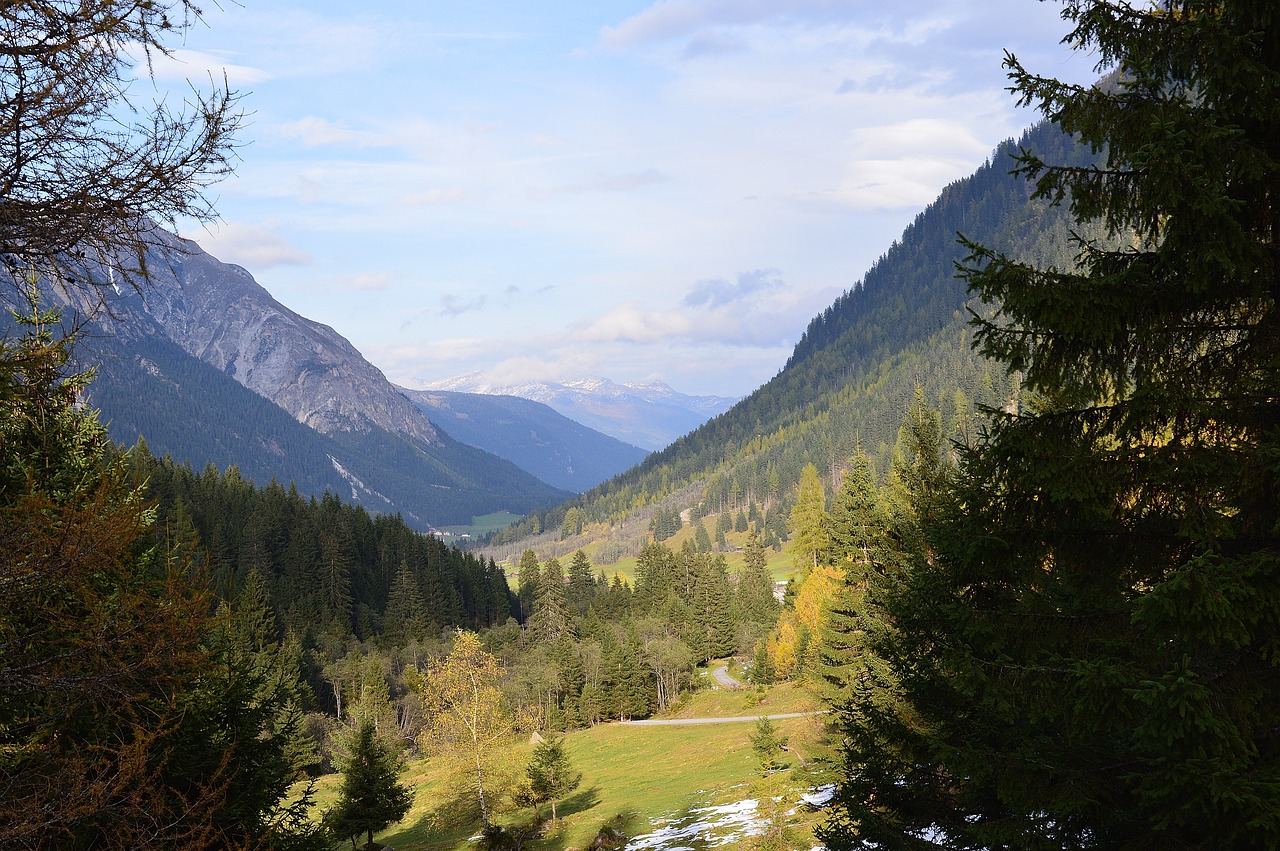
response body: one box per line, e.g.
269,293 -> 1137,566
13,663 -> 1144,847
310,680 -> 831,850
439,511 -> 525,539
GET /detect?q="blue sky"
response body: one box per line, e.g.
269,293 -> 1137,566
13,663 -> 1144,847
157,1 -> 1099,397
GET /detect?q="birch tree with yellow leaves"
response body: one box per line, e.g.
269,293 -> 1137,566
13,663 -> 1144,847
415,631 -> 536,828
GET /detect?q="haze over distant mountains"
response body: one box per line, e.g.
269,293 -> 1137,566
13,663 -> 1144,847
398,388 -> 648,494
419,374 -> 739,451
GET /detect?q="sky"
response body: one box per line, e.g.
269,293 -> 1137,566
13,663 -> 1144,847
156,1 -> 1102,398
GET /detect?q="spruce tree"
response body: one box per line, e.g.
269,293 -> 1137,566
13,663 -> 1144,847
530,557 -> 573,644
688,551 -> 735,662
516,549 -> 540,623
788,463 -> 831,571
633,541 -> 677,613
325,720 -> 412,850
694,517 -> 713,552
818,449 -> 897,709
567,549 -> 596,615
526,735 -> 582,821
822,3 -> 1280,849
827,449 -> 887,567
735,529 -> 781,626
383,563 -> 427,646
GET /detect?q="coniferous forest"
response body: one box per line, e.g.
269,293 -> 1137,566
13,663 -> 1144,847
3,2 -> 1280,850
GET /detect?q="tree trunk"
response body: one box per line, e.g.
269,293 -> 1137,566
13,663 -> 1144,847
475,753 -> 490,826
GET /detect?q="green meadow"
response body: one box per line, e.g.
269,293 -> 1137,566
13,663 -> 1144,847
311,682 -> 830,850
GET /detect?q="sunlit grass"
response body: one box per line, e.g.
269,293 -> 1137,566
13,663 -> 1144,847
306,681 -> 831,850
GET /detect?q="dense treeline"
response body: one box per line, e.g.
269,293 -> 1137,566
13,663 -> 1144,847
129,447 -> 516,644
131,447 -> 788,730
489,537 -> 781,729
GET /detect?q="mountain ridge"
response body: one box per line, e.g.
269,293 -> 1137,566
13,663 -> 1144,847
420,373 -> 738,451
3,229 -> 573,528
398,387 -> 649,493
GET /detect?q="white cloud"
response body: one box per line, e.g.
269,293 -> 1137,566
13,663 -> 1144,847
135,46 -> 272,85
683,268 -> 784,308
198,8 -> 388,79
833,118 -> 993,209
579,302 -> 698,344
440,294 -> 487,317
577,270 -> 825,349
398,188 -> 468,206
600,0 -> 881,48
536,169 -> 672,197
273,116 -> 383,148
346,273 -> 391,292
188,222 -> 310,269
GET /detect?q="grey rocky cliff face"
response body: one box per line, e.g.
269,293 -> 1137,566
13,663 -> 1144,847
66,228 -> 441,447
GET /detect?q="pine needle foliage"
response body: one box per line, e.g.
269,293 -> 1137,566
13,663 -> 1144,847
822,3 -> 1280,849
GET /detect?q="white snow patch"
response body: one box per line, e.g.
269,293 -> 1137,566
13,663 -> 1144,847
624,799 -> 762,850
801,784 -> 835,807
328,455 -> 392,506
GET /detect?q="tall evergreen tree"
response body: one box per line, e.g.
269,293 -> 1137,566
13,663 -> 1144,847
383,563 -> 428,646
827,449 -> 888,567
735,529 -> 781,626
567,550 -> 596,615
530,557 -> 573,644
822,3 -> 1280,849
633,541 -> 677,613
789,463 -> 831,571
324,719 -> 411,850
693,517 -> 713,552
687,551 -> 736,663
818,449 -> 900,710
516,549 -> 540,623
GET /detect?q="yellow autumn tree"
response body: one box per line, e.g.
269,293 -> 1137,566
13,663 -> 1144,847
415,631 -> 535,828
765,565 -> 844,681
766,615 -> 803,682
794,564 -> 844,674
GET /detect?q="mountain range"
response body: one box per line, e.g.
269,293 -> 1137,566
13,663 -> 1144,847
2,113 -> 1093,550
421,374 -> 738,451
1,229 -> 585,528
398,387 -> 648,493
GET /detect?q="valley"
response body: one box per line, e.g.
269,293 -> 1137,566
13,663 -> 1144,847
4,2 -> 1276,849
308,681 -> 830,851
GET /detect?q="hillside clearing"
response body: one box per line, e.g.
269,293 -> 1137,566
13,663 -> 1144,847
309,683 -> 832,850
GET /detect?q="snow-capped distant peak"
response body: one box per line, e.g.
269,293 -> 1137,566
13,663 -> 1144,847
415,373 -> 739,451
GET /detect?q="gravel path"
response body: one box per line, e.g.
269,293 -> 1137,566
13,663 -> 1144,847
619,711 -> 825,726
712,665 -> 742,688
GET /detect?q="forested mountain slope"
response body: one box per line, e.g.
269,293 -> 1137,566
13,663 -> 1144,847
492,117 -> 1101,553
130,448 -> 515,643
400,388 -> 648,493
